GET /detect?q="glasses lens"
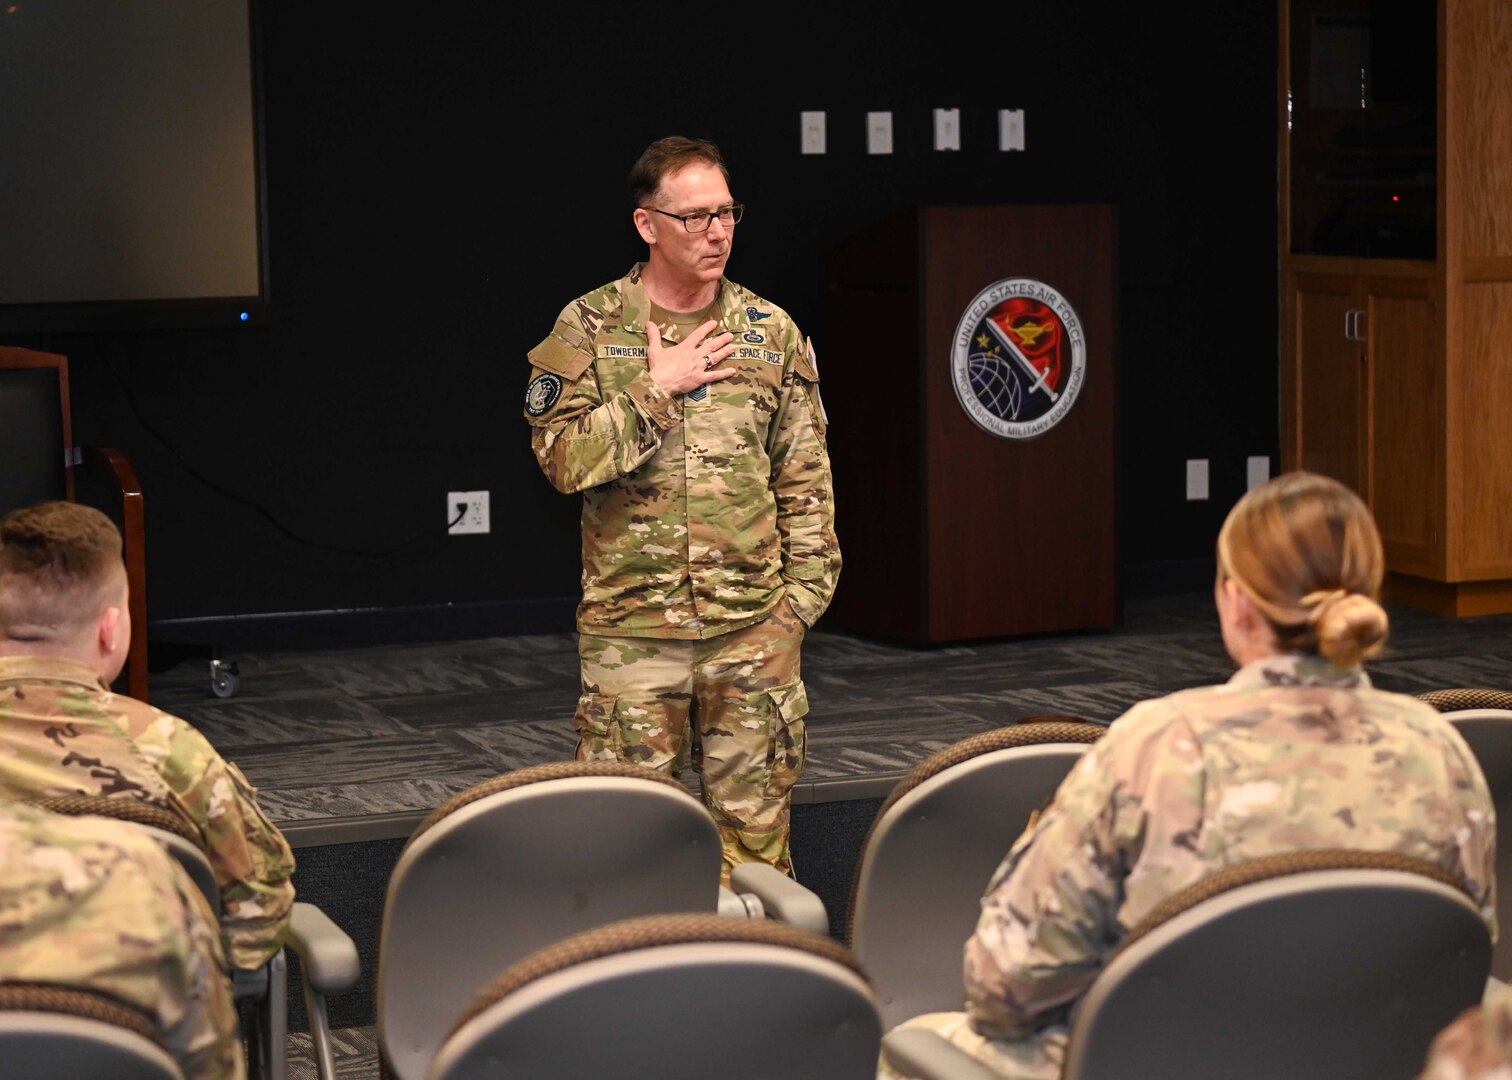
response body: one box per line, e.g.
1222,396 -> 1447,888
684,206 -> 742,232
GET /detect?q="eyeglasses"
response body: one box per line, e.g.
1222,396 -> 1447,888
647,203 -> 745,233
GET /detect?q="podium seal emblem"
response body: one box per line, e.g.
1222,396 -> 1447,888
950,277 -> 1085,440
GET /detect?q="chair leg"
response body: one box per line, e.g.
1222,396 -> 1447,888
239,950 -> 288,1080
263,950 -> 288,1080
301,974 -> 338,1080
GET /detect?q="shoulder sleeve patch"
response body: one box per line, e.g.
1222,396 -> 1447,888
792,336 -> 820,382
528,333 -> 594,381
524,372 -> 564,417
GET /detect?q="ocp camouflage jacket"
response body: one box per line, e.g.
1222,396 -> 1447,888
525,263 -> 840,638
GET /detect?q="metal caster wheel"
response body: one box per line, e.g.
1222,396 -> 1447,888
210,659 -> 241,699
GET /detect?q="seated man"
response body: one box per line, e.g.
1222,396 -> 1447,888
0,800 -> 244,1080
0,500 -> 295,972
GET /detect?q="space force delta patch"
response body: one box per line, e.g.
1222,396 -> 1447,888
950,277 -> 1086,441
525,373 -> 562,416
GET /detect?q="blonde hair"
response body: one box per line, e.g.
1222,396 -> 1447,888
0,501 -> 126,646
1215,471 -> 1388,668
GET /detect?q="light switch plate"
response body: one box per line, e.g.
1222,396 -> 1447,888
867,111 -> 893,155
1186,459 -> 1210,501
999,108 -> 1025,151
800,111 -> 826,155
933,107 -> 960,151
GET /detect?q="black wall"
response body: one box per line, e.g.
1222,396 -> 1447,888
8,3 -> 1279,649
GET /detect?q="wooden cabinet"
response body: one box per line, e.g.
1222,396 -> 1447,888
1280,0 -> 1512,616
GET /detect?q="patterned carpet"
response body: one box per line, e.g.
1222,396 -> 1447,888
286,1026 -> 378,1080
147,589 -> 1512,835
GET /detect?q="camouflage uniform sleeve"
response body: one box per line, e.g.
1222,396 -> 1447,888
156,720 -> 297,972
525,310 -> 680,494
1417,990 -> 1512,1080
963,700 -> 1201,1038
766,333 -> 840,627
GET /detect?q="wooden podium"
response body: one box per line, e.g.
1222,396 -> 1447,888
818,204 -> 1118,643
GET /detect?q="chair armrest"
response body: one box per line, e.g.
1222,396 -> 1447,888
286,901 -> 361,994
728,863 -> 829,937
881,1028 -> 1007,1080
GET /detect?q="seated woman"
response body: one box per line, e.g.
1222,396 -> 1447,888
879,470 -> 1497,1080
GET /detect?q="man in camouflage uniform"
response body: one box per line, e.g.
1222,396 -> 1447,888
524,135 -> 839,881
0,800 -> 244,1080
878,653 -> 1496,1079
0,500 -> 295,972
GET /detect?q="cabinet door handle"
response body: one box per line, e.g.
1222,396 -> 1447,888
1344,308 -> 1366,342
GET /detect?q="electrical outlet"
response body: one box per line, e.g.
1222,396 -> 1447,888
448,490 -> 489,535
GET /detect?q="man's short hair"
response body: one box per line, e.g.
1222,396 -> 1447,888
628,135 -> 730,210
0,501 -> 125,644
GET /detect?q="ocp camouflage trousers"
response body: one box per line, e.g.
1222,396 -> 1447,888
574,598 -> 809,883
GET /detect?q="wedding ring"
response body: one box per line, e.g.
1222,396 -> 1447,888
702,355 -> 715,369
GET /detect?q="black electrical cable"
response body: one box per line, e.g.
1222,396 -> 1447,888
94,345 -> 468,559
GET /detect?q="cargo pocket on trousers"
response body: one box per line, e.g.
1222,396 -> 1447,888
609,694 -> 681,769
763,679 -> 810,798
572,692 -> 621,760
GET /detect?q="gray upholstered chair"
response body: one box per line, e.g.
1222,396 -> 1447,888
374,760 -> 830,1080
1419,688 -> 1512,982
882,849 -> 1492,1080
24,794 -> 359,1080
847,718 -> 1106,1029
0,983 -> 184,1080
426,911 -> 883,1080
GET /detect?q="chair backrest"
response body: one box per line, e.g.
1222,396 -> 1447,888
376,760 -> 729,1080
1420,696 -> 1512,981
0,983 -> 183,1080
0,345 -> 149,700
846,719 -> 1106,1029
427,911 -> 883,1080
1060,849 -> 1492,1080
0,346 -> 72,509
1419,688 -> 1512,714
